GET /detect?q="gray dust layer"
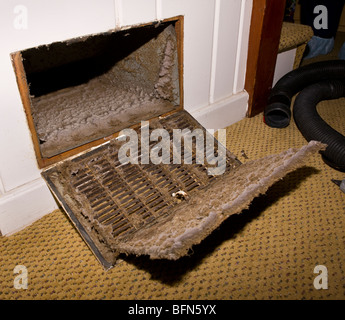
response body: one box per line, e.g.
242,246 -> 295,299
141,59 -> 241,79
31,25 -> 180,158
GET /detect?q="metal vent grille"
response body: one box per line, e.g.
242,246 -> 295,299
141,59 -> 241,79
42,110 -> 241,268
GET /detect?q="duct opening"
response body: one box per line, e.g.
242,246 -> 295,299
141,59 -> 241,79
12,17 -> 183,166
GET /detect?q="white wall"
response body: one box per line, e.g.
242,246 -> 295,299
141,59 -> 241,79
273,49 -> 297,87
0,0 -> 252,235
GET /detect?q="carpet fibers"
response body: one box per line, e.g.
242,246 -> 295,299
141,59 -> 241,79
1,96 -> 345,300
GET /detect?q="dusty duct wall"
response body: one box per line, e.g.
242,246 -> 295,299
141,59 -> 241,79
21,22 -> 180,158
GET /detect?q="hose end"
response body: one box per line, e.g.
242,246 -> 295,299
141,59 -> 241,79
264,102 -> 291,128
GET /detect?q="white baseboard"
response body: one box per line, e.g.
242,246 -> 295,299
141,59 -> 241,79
191,91 -> 248,131
0,178 -> 58,236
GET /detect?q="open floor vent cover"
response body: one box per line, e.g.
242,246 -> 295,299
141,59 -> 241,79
42,111 -> 241,269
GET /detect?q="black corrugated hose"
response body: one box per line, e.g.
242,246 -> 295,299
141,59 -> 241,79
264,60 -> 345,128
263,60 -> 345,171
293,80 -> 345,171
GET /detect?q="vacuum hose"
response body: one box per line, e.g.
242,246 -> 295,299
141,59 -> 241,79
263,60 -> 345,171
264,60 -> 345,128
293,80 -> 345,171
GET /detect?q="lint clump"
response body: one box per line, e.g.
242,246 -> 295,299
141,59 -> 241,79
154,39 -> 175,100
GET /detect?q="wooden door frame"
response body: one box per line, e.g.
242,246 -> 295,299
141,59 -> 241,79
245,0 -> 287,117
